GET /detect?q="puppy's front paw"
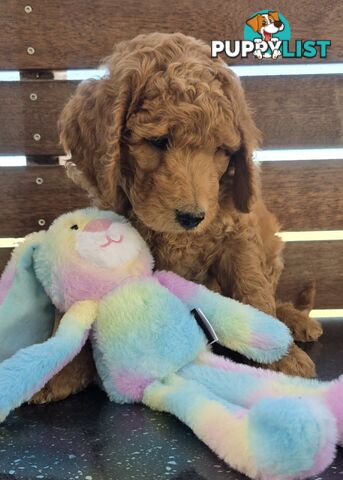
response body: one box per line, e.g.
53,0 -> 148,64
293,317 -> 323,342
276,302 -> 323,343
268,344 -> 316,378
29,374 -> 91,404
29,384 -> 55,405
29,342 -> 95,404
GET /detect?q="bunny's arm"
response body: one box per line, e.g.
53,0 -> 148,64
0,300 -> 98,422
154,271 -> 292,363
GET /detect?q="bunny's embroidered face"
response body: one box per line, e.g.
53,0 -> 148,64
34,208 -> 154,311
72,215 -> 146,270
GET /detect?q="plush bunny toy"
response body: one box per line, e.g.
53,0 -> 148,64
0,208 -> 341,480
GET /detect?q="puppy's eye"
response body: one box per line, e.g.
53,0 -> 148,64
216,146 -> 230,156
147,137 -> 169,151
70,224 -> 79,230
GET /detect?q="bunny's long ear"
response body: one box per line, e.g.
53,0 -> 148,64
0,232 -> 55,362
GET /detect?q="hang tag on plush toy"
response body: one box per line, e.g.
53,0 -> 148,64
191,308 -> 219,345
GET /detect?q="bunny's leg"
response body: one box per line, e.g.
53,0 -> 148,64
143,373 -> 337,480
182,351 -> 343,445
0,300 -> 97,422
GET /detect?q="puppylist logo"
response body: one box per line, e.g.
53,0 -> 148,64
211,10 -> 331,60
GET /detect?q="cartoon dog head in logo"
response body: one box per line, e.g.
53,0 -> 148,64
246,11 -> 284,42
246,11 -> 285,59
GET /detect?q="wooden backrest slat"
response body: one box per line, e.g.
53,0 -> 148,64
261,160 -> 343,231
244,75 -> 343,148
0,162 -> 342,236
277,241 -> 343,309
0,81 -> 74,155
0,166 -> 88,237
1,75 -> 342,155
0,0 -> 341,70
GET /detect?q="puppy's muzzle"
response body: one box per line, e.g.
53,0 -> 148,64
175,209 -> 205,229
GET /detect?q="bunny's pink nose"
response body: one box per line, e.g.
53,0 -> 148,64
83,218 -> 113,233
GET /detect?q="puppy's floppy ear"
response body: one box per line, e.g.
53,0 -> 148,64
230,140 -> 256,213
0,232 -> 54,362
246,14 -> 262,32
59,74 -> 136,210
59,79 -> 103,203
216,66 -> 261,213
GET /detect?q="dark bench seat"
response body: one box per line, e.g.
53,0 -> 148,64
0,319 -> 341,480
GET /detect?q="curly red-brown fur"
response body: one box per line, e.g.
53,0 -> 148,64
32,33 -> 323,404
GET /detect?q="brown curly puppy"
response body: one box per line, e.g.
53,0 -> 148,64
31,32 -> 322,404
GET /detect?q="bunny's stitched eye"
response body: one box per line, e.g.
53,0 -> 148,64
70,224 -> 79,230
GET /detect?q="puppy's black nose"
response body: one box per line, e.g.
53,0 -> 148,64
175,210 -> 205,229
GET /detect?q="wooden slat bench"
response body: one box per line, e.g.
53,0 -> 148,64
0,1 -> 342,313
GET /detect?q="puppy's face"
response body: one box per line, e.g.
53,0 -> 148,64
120,71 -> 241,233
60,33 -> 258,231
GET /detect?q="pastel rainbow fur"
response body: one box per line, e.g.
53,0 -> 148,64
0,207 -> 341,480
0,301 -> 96,420
155,270 -> 292,363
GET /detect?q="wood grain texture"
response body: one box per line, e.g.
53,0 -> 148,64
277,241 -> 343,309
1,75 -> 342,155
0,81 -> 74,155
261,160 -> 343,231
0,166 -> 89,237
243,75 -> 343,148
0,0 -> 341,70
0,160 -> 342,235
0,241 -> 341,309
